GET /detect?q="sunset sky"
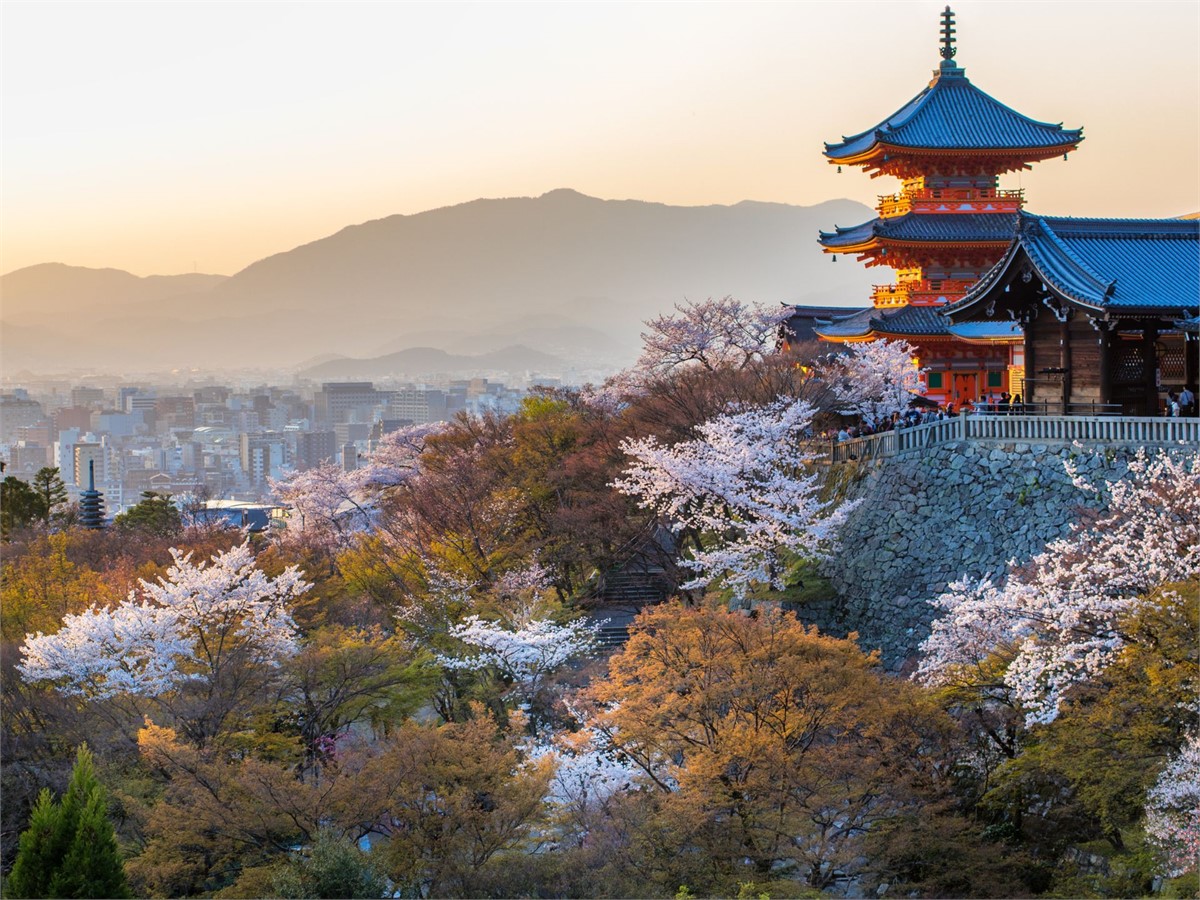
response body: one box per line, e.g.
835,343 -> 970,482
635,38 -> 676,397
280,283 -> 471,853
3,0 -> 1198,277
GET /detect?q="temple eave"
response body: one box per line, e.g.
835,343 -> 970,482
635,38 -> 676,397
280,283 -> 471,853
829,143 -> 1081,176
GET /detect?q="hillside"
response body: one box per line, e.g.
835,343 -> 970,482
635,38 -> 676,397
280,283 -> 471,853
0,191 -> 875,374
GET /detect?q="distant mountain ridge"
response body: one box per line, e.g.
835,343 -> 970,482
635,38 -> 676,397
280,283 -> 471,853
1,190 -> 875,374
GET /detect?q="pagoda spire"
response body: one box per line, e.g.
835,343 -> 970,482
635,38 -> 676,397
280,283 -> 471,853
79,459 -> 106,530
939,6 -> 957,61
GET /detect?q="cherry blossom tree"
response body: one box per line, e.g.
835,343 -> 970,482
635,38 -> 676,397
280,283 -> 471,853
439,616 -> 599,697
19,541 -> 307,710
1145,733 -> 1200,877
428,562 -> 599,700
271,423 -> 439,549
636,297 -> 791,379
614,396 -> 854,598
524,726 -> 643,825
829,338 -> 925,425
918,449 -> 1200,726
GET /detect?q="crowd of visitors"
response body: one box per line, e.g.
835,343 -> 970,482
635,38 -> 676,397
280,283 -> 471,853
829,392 -> 1026,442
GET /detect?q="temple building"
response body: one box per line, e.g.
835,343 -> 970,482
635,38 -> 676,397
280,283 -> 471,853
783,7 -> 1084,406
943,214 -> 1199,415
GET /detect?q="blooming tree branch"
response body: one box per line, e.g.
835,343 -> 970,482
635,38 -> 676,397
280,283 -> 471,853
19,541 -> 308,700
918,450 -> 1200,725
614,396 -> 854,598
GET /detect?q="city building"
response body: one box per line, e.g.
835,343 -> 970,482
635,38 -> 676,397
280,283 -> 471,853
314,382 -> 380,425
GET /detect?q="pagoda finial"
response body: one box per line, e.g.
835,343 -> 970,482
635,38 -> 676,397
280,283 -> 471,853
940,6 -> 957,60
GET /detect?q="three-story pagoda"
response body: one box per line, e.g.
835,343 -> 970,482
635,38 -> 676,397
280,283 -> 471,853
805,7 -> 1083,406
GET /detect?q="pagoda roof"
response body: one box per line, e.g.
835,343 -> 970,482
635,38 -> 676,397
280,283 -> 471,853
819,211 -> 1019,250
946,213 -> 1200,319
814,304 -> 951,340
825,62 -> 1083,163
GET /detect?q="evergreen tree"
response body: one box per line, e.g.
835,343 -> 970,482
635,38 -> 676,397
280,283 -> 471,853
0,476 -> 41,539
5,745 -> 130,899
113,490 -> 182,537
31,467 -> 69,525
6,789 -> 63,898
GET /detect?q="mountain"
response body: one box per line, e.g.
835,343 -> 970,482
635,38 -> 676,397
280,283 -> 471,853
298,345 -> 567,380
1,190 -> 875,374
1,264 -> 227,322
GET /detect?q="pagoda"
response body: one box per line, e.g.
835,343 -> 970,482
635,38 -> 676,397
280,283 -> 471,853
79,460 -> 106,530
798,7 -> 1083,406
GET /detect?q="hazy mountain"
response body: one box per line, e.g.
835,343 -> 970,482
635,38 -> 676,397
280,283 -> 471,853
1,190 -> 875,374
1,263 -> 227,322
299,345 -> 567,380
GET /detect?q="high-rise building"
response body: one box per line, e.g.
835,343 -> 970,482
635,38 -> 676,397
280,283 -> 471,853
294,430 -> 338,470
313,383 -> 380,425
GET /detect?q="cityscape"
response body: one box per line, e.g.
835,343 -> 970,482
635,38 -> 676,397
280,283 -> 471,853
1,372 -> 563,518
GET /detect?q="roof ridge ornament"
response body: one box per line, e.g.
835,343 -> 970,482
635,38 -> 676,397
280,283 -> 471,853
940,6 -> 957,61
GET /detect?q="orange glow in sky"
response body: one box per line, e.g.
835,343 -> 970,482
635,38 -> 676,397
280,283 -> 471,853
3,0 -> 1197,276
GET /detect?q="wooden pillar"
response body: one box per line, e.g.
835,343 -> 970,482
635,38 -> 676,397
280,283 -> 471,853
1144,322 -> 1159,415
1098,326 -> 1112,409
1023,316 -> 1035,406
1061,315 -> 1072,414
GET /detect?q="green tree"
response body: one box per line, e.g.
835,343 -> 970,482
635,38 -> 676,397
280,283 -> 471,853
6,744 -> 130,899
271,830 -> 386,899
31,467 -> 69,526
113,490 -> 182,537
1,476 -> 41,540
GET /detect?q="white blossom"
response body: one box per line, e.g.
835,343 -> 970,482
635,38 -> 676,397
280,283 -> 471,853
270,422 -> 439,548
19,541 -> 308,699
919,449 -> 1200,725
1145,733 -> 1200,877
439,615 -> 600,694
525,728 -> 643,813
614,396 -> 854,598
830,338 -> 925,426
635,297 -> 790,379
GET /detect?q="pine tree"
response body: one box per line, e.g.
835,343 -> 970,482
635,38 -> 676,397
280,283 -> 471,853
31,467 -> 69,525
5,745 -> 130,899
6,789 -> 62,898
50,790 -> 130,899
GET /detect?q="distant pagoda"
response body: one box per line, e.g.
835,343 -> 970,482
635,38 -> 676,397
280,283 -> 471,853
79,460 -> 106,529
802,7 -> 1083,405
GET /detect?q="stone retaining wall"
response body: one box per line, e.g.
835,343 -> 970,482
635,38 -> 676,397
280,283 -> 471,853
804,441 -> 1136,669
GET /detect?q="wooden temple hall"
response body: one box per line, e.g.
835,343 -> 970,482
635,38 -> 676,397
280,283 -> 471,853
782,7 -> 1200,415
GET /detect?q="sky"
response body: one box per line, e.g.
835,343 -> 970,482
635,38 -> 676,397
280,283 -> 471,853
2,0 -> 1198,277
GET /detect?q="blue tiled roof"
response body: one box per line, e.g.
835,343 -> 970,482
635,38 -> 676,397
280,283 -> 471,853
819,212 -> 1019,248
814,305 -> 952,339
948,213 -> 1200,315
826,63 -> 1083,160
947,321 -> 1023,341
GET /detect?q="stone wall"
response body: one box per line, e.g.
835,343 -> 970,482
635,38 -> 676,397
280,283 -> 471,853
804,440 -> 1135,669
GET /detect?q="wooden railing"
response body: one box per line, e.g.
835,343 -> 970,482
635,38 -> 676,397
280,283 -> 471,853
829,414 -> 1200,464
877,188 -> 1025,217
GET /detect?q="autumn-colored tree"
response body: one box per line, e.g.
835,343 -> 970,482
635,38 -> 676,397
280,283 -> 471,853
364,711 -> 553,897
280,624 -> 436,767
975,583 -> 1198,869
127,710 -> 550,898
1,532 -> 125,643
588,602 -> 953,892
